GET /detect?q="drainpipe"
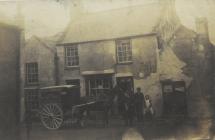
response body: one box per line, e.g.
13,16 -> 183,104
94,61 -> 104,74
54,52 -> 60,85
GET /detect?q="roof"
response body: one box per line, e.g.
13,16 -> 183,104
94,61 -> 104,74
60,3 -> 162,44
25,35 -> 56,53
43,32 -> 65,47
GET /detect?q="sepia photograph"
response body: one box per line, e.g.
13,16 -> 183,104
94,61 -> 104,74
0,0 -> 215,139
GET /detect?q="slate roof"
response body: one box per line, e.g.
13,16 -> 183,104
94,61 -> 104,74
26,32 -> 65,52
60,3 -> 162,44
25,36 -> 56,53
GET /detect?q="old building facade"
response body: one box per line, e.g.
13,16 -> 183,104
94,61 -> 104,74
56,3 -> 162,98
22,0 -> 214,118
57,35 -> 158,97
24,36 -> 57,114
0,22 -> 22,139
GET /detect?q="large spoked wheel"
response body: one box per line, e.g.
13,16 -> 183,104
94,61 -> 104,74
40,103 -> 63,130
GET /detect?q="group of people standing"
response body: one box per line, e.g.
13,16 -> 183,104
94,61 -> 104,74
117,87 -> 154,126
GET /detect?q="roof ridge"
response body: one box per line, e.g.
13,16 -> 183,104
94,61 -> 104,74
60,2 -> 162,44
33,36 -> 56,53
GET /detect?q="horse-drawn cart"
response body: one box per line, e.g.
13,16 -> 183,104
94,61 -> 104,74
38,85 -> 96,130
37,85 -> 112,130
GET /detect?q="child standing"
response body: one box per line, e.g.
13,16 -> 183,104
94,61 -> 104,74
144,95 -> 155,120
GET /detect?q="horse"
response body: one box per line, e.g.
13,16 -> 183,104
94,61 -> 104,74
74,85 -> 122,127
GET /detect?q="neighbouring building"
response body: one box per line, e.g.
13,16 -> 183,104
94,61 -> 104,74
0,22 -> 22,139
24,36 -> 58,115
171,18 -> 214,97
193,18 -> 214,97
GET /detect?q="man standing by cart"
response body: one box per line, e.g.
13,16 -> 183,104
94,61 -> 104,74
134,87 -> 145,122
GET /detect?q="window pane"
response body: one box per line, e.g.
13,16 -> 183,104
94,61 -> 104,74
75,50 -> 78,55
118,57 -> 123,62
88,77 -> 112,98
128,56 -> 132,61
66,48 -> 70,56
76,58 -> 79,65
26,62 -> 38,84
118,52 -> 123,57
91,89 -> 96,97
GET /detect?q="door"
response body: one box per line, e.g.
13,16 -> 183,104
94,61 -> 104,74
116,77 -> 134,92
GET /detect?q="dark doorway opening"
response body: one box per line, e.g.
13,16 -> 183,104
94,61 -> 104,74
116,77 -> 134,92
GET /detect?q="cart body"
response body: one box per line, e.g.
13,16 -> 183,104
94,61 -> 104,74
38,85 -> 81,129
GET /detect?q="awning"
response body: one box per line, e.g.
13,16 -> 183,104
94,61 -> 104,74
82,69 -> 114,75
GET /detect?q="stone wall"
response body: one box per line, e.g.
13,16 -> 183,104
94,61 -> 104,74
57,35 -> 158,97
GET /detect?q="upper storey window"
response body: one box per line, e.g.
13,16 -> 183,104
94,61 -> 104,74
65,45 -> 79,67
116,39 -> 132,63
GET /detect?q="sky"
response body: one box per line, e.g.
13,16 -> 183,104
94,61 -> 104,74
0,0 -> 214,43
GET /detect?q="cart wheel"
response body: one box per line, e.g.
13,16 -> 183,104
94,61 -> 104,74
40,104 -> 63,130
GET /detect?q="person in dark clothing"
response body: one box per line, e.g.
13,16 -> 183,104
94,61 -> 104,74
134,87 -> 145,121
123,89 -> 135,126
128,90 -> 135,126
117,89 -> 126,117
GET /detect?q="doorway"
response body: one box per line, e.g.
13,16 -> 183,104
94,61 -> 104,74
116,77 -> 134,92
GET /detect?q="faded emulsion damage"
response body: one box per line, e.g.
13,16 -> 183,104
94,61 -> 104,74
0,0 -> 215,140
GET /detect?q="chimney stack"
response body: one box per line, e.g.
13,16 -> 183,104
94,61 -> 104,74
156,0 -> 180,47
196,17 -> 209,41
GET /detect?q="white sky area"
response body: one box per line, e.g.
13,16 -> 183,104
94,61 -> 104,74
0,0 -> 215,43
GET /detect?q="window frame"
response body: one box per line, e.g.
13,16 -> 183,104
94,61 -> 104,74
86,76 -> 112,98
24,88 -> 39,111
116,39 -> 132,64
64,45 -> 79,67
25,62 -> 39,85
